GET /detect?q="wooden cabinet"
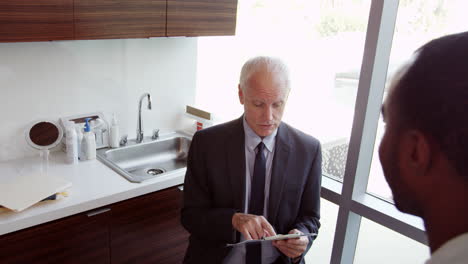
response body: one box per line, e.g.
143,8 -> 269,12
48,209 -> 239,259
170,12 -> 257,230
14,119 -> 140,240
0,0 -> 74,42
111,186 -> 189,264
0,0 -> 237,42
74,0 -> 166,39
0,186 -> 188,264
167,0 -> 238,36
0,208 -> 110,264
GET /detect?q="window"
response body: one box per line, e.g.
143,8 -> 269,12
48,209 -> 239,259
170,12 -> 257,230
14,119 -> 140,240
304,199 -> 338,263
196,0 -> 371,182
354,217 -> 429,263
366,0 -> 468,201
193,0 -> 466,263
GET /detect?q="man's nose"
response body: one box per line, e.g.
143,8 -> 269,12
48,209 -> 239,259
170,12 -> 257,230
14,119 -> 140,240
263,106 -> 273,121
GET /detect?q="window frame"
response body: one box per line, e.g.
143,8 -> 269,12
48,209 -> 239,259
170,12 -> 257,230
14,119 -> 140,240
320,1 -> 428,263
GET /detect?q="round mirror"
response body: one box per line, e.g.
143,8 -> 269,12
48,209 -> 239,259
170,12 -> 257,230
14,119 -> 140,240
25,120 -> 63,150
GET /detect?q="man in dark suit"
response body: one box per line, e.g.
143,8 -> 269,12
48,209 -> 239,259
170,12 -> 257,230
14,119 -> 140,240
181,56 -> 321,264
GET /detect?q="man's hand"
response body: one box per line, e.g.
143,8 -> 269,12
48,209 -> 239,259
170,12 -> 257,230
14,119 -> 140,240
272,229 -> 308,259
232,213 -> 276,240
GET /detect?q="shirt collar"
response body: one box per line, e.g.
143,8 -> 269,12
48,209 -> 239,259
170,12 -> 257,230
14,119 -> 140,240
243,116 -> 277,153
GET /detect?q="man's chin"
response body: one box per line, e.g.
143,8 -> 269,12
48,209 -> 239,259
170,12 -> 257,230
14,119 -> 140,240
393,196 -> 423,217
255,127 -> 275,137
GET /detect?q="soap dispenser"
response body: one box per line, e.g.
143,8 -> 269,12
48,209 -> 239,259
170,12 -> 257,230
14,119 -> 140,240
82,118 -> 97,160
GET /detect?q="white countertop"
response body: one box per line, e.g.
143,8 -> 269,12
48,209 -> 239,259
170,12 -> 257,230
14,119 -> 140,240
0,152 -> 185,236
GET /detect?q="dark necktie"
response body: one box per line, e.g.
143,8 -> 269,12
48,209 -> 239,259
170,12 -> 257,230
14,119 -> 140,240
246,142 -> 266,264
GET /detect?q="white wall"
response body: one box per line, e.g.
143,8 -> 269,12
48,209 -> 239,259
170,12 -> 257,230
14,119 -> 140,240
0,37 -> 198,162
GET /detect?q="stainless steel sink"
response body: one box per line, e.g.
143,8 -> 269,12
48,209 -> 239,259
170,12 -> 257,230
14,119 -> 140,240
97,132 -> 191,183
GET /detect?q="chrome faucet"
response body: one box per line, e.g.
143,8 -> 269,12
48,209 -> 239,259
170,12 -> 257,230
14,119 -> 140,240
136,93 -> 152,143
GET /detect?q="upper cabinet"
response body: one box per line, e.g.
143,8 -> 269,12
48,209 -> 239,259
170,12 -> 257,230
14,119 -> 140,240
0,0 -> 238,42
167,0 -> 238,37
74,0 -> 166,39
0,0 -> 74,42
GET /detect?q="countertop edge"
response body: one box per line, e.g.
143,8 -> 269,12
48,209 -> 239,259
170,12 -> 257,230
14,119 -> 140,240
0,160 -> 185,236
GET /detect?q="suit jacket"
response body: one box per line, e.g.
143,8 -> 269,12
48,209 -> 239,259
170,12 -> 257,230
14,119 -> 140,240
181,117 -> 322,264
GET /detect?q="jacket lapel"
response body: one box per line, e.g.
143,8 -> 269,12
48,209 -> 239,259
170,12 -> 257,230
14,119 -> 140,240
268,122 -> 291,225
226,117 -> 246,212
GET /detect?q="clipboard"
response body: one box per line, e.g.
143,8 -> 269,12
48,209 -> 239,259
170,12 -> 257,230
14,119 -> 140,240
226,233 -> 317,247
0,172 -> 71,212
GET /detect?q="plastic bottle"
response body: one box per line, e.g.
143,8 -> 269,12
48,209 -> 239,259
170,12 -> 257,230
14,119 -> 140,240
94,118 -> 105,147
90,119 -> 100,145
110,114 -> 120,148
76,125 -> 83,160
82,118 -> 97,160
65,121 -> 78,164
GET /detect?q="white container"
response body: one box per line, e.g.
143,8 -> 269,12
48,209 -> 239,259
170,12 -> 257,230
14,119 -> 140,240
61,112 -> 110,149
110,114 -> 120,148
90,118 -> 106,147
76,126 -> 84,160
82,118 -> 96,160
65,122 -> 78,164
90,119 -> 100,145
82,132 -> 96,160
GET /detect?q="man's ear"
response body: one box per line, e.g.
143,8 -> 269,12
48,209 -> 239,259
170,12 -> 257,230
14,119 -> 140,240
238,85 -> 245,105
399,129 -> 431,179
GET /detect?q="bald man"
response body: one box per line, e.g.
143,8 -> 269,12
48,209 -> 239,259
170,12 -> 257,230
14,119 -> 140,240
379,31 -> 468,263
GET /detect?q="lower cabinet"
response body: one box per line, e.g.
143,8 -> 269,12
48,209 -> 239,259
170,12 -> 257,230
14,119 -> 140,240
0,186 -> 188,264
0,208 -> 110,264
111,186 -> 189,264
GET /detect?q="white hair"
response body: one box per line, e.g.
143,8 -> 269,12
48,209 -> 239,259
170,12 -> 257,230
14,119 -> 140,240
239,56 -> 291,91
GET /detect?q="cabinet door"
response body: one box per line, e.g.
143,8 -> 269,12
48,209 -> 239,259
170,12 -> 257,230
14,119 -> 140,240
0,209 -> 111,264
0,0 -> 73,42
74,0 -> 166,39
111,186 -> 189,264
167,0 -> 238,37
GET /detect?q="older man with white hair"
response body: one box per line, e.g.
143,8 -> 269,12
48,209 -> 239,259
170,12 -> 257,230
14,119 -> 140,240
181,56 -> 322,264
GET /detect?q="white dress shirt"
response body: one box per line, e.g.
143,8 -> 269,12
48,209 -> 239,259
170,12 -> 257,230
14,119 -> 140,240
425,232 -> 468,264
224,117 -> 281,264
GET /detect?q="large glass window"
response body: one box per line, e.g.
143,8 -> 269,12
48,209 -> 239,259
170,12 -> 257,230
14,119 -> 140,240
354,218 -> 429,263
196,0 -> 371,182
194,0 -> 461,262
304,199 -> 338,263
366,0 -> 468,201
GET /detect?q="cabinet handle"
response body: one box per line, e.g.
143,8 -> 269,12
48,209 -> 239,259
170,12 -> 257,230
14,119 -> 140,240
178,185 -> 184,191
87,207 -> 111,217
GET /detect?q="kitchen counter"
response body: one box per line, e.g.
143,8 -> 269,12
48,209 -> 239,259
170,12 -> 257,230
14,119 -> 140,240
0,152 -> 185,236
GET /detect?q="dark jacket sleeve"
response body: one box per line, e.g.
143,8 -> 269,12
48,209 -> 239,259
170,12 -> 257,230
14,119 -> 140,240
279,142 -> 322,264
180,132 -> 238,244
295,142 -> 321,230
294,143 -> 322,263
